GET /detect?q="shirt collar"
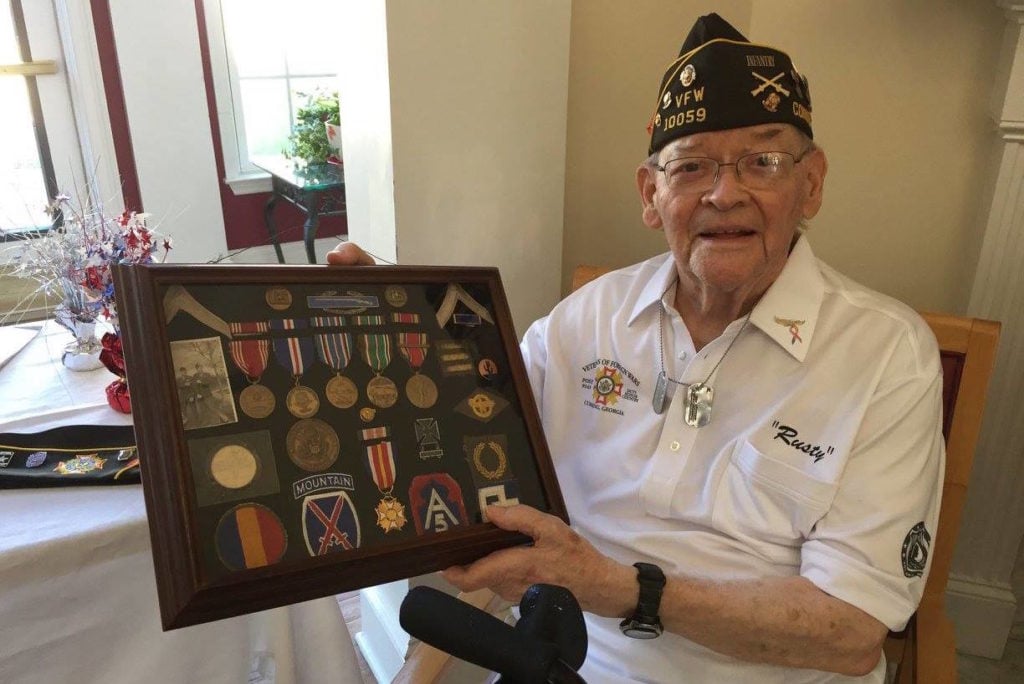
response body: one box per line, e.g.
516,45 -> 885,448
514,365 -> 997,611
748,234 -> 824,362
625,236 -> 824,361
627,254 -> 679,326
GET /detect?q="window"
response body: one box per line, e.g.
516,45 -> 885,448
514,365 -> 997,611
0,0 -> 83,237
204,0 -> 341,193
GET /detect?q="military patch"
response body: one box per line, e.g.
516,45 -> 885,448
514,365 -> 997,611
409,473 -> 468,535
415,418 -> 444,459
901,521 -> 931,578
478,481 -> 521,521
25,451 -> 47,468
292,472 -> 355,499
302,491 -> 360,556
0,451 -> 13,468
455,388 -> 509,423
581,359 -> 640,415
464,434 -> 512,488
214,503 -> 287,570
435,340 -> 476,376
53,453 -> 107,475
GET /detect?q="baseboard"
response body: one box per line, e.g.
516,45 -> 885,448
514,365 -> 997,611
947,575 -> 1018,659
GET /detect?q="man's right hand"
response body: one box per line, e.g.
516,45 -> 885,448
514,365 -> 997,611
326,242 -> 376,266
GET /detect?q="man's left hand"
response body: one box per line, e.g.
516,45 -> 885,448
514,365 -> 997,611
441,504 -> 635,618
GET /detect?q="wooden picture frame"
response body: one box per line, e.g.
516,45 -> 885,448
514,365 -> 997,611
113,264 -> 566,630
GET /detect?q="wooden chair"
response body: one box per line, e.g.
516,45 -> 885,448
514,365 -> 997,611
394,266 -> 1000,684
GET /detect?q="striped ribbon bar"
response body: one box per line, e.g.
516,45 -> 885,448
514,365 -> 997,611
396,332 -> 429,371
359,425 -> 391,442
228,321 -> 270,378
365,441 -> 396,492
315,331 -> 354,373
351,315 -> 385,326
311,315 -> 346,328
359,334 -> 393,373
391,312 -> 421,325
270,319 -> 315,376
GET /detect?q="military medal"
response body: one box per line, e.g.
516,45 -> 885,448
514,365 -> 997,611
286,418 -> 341,472
384,285 -> 408,308
265,287 -> 292,311
396,332 -> 438,409
313,317 -> 359,409
53,453 -> 106,475
359,334 -> 399,408
414,418 -> 444,459
229,321 -> 275,419
364,432 -> 406,532
271,319 -> 320,418
209,443 -> 259,489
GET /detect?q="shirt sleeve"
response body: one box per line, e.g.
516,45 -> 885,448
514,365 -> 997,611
800,333 -> 945,631
520,315 -> 550,410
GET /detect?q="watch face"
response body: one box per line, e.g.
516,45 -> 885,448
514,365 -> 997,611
620,619 -> 663,639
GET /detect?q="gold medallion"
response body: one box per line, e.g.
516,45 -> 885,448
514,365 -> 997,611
405,374 -> 439,409
265,287 -> 293,311
375,495 -> 407,532
238,383 -> 276,419
468,391 -> 495,419
286,418 -> 340,472
325,374 -> 359,409
359,407 -> 377,422
366,375 -> 399,408
286,385 -> 320,418
209,444 -> 259,489
384,285 -> 408,308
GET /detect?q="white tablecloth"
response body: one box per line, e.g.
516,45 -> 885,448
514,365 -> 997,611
0,323 -> 364,684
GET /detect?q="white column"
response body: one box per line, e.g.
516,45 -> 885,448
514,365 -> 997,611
948,0 -> 1024,659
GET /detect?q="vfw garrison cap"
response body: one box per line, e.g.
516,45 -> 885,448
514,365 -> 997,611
647,13 -> 813,154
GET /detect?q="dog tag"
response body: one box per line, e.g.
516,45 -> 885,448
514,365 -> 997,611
683,383 -> 713,428
652,371 -> 669,415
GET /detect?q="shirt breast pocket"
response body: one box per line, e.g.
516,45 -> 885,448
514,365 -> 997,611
712,440 -> 837,547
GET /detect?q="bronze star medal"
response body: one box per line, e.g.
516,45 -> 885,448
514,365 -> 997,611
375,496 -> 407,533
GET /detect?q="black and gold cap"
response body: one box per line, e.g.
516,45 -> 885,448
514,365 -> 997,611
647,13 -> 813,154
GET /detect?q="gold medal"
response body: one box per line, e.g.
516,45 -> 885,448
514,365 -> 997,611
265,287 -> 293,310
375,495 -> 407,532
286,384 -> 320,418
359,407 -> 377,422
209,444 -> 259,489
384,285 -> 408,308
286,418 -> 340,472
405,373 -> 439,409
325,374 -> 359,409
238,383 -> 276,419
366,375 -> 399,408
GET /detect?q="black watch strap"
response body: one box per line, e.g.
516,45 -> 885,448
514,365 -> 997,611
619,562 -> 666,639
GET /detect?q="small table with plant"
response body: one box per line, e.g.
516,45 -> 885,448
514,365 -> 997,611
253,156 -> 345,264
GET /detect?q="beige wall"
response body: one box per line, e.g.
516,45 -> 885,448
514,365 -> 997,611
561,1 -> 1005,314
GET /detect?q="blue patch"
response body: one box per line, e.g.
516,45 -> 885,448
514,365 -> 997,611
302,491 -> 360,556
25,451 -> 47,468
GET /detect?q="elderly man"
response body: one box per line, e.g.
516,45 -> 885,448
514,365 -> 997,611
330,13 -> 943,683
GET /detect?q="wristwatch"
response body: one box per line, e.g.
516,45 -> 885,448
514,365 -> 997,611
619,562 -> 666,639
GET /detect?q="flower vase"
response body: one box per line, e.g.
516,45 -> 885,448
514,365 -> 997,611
54,303 -> 103,372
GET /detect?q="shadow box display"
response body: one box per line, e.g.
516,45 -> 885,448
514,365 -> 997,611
113,264 -> 566,630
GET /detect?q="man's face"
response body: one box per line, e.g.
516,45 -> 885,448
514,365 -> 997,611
637,124 -> 827,298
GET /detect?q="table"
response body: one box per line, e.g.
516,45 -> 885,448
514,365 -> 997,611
253,156 -> 346,265
0,323 -> 364,684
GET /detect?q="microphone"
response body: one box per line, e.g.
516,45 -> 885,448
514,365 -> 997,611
399,585 -> 586,683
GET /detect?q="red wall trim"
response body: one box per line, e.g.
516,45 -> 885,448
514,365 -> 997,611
89,0 -> 142,212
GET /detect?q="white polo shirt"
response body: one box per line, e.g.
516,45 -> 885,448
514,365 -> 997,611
520,237 -> 944,684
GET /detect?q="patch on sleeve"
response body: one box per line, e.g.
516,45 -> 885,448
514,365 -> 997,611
901,521 -> 931,578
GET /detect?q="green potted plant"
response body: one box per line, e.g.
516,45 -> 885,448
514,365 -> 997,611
284,90 -> 341,167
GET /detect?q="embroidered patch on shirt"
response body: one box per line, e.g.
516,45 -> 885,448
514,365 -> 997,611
580,359 -> 639,415
901,522 -> 931,578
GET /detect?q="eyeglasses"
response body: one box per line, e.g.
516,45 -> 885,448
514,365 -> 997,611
655,148 -> 813,193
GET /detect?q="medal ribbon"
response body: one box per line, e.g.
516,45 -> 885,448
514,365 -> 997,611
352,315 -> 385,326
311,315 -> 345,328
360,426 -> 391,442
227,321 -> 270,378
270,319 -> 315,376
359,334 -> 393,374
396,332 -> 429,372
365,441 -> 396,492
315,331 -> 354,373
391,312 -> 420,325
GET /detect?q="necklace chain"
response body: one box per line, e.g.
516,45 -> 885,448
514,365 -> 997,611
657,285 -> 752,388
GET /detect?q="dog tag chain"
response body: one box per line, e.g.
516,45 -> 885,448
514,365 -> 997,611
654,299 -> 750,427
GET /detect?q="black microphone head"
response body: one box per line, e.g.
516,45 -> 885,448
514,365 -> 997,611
400,585 -> 560,683
517,584 -> 587,671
